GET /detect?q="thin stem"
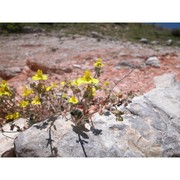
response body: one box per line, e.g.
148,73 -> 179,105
107,69 -> 134,99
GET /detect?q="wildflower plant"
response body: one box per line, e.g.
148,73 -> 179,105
0,58 -> 133,133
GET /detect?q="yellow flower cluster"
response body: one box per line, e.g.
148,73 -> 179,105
32,69 -> 48,81
68,96 -> 79,104
19,100 -> 29,108
6,112 -> 20,121
46,82 -> 58,91
1,58 -> 106,124
77,70 -> 99,85
0,80 -> 11,96
31,96 -> 41,105
23,86 -> 34,97
94,58 -> 104,67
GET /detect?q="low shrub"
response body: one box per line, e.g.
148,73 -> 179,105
0,59 -> 133,132
0,23 -> 23,33
171,28 -> 180,37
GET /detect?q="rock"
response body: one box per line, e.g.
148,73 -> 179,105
115,59 -> 144,69
145,56 -> 161,68
125,74 -> 180,156
14,114 -> 128,157
72,64 -> 81,69
72,64 -> 87,70
26,59 -> 50,73
153,73 -> 178,88
0,118 -> 28,157
144,88 -> 180,119
63,67 -> 72,73
22,65 -> 31,74
26,59 -> 72,74
115,61 -> 133,69
91,31 -> 104,39
14,74 -> 180,157
151,41 -> 159,45
139,38 -> 148,44
0,67 -> 21,80
166,39 -> 173,46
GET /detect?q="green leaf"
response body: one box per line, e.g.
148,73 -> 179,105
70,109 -> 83,119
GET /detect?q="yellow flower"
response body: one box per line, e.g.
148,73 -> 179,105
91,87 -> 96,96
77,70 -> 99,85
84,86 -> 96,98
52,82 -> 57,88
104,81 -> 109,86
1,80 -> 8,87
0,80 -> 11,96
0,87 -> 11,96
68,96 -> 79,104
31,96 -> 41,105
46,86 -> 52,92
19,100 -> 29,108
70,79 -> 81,86
94,58 -> 104,67
23,86 -> 34,97
46,82 -> 58,91
62,93 -> 67,98
32,69 -> 48,81
6,112 -> 20,121
14,112 -> 20,119
5,114 -> 13,120
60,81 -> 66,86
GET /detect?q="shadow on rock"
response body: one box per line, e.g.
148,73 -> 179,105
72,124 -> 90,157
72,124 -> 102,157
35,115 -> 59,157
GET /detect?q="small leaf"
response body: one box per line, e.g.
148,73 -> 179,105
116,116 -> 123,122
111,110 -> 124,116
70,109 -> 83,119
